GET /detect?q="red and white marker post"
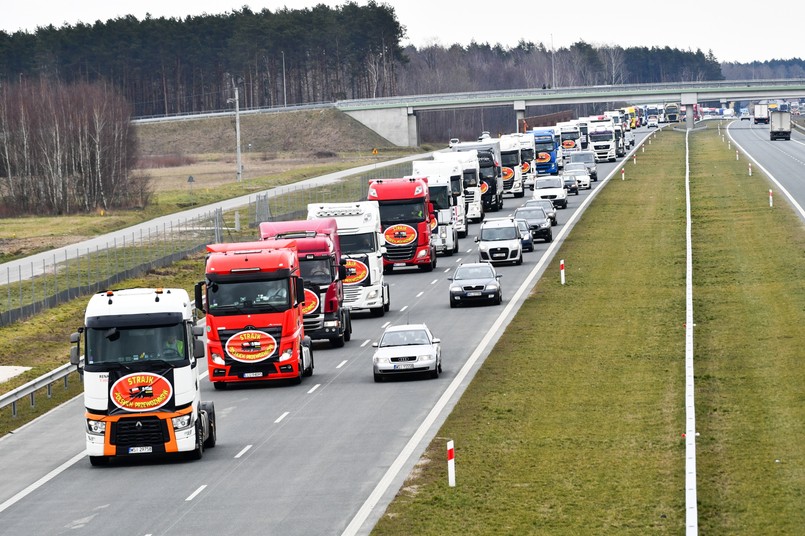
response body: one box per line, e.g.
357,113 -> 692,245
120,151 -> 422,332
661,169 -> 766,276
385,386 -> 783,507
748,163 -> 752,176
736,150 -> 739,161
621,168 -> 625,181
769,189 -> 774,208
560,259 -> 566,285
447,440 -> 456,487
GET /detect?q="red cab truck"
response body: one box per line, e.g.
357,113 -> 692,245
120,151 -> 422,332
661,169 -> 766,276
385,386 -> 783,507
196,240 -> 313,389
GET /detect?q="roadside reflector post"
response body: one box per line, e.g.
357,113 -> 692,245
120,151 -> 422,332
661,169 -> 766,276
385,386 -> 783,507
621,168 -> 625,181
770,189 -> 774,208
736,150 -> 739,161
642,146 -> 645,153
748,163 -> 752,176
728,140 -> 731,150
560,259 -> 566,285
633,155 -> 637,165
447,440 -> 456,487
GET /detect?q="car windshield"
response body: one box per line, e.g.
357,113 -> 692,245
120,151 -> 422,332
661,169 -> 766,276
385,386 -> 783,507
536,179 -> 562,189
517,221 -> 529,233
455,265 -> 494,280
480,225 -> 518,241
380,329 -> 430,347
515,208 -> 546,220
565,163 -> 586,172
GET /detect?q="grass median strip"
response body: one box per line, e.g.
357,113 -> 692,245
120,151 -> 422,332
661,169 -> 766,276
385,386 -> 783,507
372,124 -> 805,534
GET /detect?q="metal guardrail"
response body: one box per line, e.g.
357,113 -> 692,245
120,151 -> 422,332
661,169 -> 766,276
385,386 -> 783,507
0,361 -> 79,418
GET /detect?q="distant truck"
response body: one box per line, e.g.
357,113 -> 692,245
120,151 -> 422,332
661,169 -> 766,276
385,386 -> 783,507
769,111 -> 792,141
531,128 -> 561,175
71,288 -> 216,465
452,140 -> 504,212
754,104 -> 769,124
432,150 -> 484,223
307,201 -> 390,317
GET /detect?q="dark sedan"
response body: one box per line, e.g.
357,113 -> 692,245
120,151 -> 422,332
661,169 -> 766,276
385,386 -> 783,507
448,262 -> 502,308
512,206 -> 553,243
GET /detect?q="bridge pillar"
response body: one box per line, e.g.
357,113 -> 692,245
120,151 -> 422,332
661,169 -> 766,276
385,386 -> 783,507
340,106 -> 418,147
681,92 -> 698,130
514,100 -> 526,132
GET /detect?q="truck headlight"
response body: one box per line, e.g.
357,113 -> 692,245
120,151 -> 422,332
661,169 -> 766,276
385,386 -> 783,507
172,414 -> 192,431
417,249 -> 428,259
86,419 -> 106,435
324,320 -> 340,328
279,348 -> 294,362
210,352 -> 225,365
366,289 -> 378,299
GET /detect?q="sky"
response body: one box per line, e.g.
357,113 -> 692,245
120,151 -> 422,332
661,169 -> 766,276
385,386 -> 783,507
1,1 -> 797,64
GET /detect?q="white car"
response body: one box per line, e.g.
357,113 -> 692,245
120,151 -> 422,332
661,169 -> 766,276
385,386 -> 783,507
372,323 -> 441,382
475,217 -> 523,265
563,167 -> 591,190
647,115 -> 659,128
533,177 -> 568,209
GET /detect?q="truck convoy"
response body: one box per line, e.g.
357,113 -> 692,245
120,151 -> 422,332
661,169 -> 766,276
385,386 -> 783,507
367,176 -> 438,273
198,240 -> 313,388
769,110 -> 792,140
753,103 -> 770,125
259,218 -> 352,347
70,287 -> 216,465
452,140 -> 504,212
307,201 -> 390,317
531,128 -> 561,175
433,150 -> 484,223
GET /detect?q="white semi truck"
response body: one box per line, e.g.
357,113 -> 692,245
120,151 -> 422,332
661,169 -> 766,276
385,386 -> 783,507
557,121 -> 582,163
70,288 -> 216,466
586,116 -> 617,162
406,169 -> 460,256
411,159 -> 468,237
516,132 -> 537,189
433,150 -> 484,223
499,134 -> 525,198
307,201 -> 390,317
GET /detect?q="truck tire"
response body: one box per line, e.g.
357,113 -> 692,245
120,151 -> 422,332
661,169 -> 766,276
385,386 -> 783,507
212,382 -> 227,390
343,311 -> 352,342
303,346 -> 314,377
89,456 -> 109,467
201,402 -> 216,449
187,418 -> 204,460
330,333 -> 345,348
383,286 -> 390,312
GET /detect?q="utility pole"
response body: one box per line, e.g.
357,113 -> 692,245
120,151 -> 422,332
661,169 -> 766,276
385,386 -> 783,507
282,50 -> 287,107
229,77 -> 242,182
551,34 -> 556,89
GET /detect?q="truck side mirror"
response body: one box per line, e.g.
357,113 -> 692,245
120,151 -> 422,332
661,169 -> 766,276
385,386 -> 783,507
193,339 -> 205,359
69,331 -> 82,370
338,265 -> 348,280
70,346 -> 80,366
194,282 -> 205,311
296,278 -> 306,305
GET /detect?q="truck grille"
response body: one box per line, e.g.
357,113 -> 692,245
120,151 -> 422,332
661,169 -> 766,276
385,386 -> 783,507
343,286 -> 363,304
303,316 -> 324,332
503,177 -> 514,189
465,191 -> 477,203
385,243 -> 417,262
112,416 -> 168,447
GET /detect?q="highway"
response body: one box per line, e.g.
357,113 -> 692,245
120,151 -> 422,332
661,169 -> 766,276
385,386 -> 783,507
4,120 -> 791,535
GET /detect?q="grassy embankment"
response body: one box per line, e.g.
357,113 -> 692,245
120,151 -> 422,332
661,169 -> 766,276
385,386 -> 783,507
371,123 -> 805,534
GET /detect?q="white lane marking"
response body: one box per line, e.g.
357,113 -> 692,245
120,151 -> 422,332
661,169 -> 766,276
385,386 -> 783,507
274,412 -> 289,424
307,384 -> 321,394
185,485 -> 207,502
381,321 -> 391,328
234,445 -> 252,459
199,370 -> 208,380
0,450 -> 86,513
443,268 -> 451,273
415,292 -> 424,298
466,249 -> 473,253
455,257 -> 463,262
430,279 -> 438,285
361,339 -> 371,348
337,359 -> 349,368
400,306 -> 408,312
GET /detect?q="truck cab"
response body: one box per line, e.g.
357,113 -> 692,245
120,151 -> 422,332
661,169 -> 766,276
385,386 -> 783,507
499,134 -> 525,198
452,140 -> 504,212
433,150 -> 484,223
70,288 -> 216,465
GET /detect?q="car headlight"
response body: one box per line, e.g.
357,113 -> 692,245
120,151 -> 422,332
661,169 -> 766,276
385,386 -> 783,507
279,348 -> 294,362
450,285 -> 462,293
540,222 -> 551,228
417,354 -> 433,361
86,419 -> 106,435
172,414 -> 193,431
373,356 -> 389,364
484,283 -> 499,291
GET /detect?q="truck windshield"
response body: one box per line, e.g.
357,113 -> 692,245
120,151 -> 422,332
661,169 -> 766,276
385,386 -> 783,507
589,131 -> 613,142
520,148 -> 535,161
561,132 -> 580,141
300,259 -> 333,285
462,170 -> 479,188
86,324 -> 187,365
429,185 -> 450,210
378,200 -> 427,223
340,232 -> 376,254
534,141 -> 554,152
479,165 -> 496,180
501,151 -> 520,167
208,279 -> 290,313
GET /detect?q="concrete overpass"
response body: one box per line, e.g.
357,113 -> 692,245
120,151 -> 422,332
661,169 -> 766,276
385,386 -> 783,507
336,79 -> 805,146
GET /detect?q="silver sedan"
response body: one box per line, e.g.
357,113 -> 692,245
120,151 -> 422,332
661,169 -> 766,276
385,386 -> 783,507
372,324 -> 441,382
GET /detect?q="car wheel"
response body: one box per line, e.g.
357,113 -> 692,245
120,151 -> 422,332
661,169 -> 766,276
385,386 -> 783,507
546,231 -> 553,243
374,373 -> 383,383
515,254 -> 523,266
430,364 -> 439,379
450,299 -> 457,308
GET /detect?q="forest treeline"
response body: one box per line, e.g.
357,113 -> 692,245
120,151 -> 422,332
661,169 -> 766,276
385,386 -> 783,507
1,2 -> 804,215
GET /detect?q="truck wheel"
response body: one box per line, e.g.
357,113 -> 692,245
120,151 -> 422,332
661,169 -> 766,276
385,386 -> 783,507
371,305 -> 385,317
187,418 -> 204,460
212,382 -> 227,390
303,347 -> 314,377
343,311 -> 352,342
330,333 -> 345,348
201,402 -> 216,449
383,286 -> 390,312
383,265 -> 393,274
89,456 -> 109,467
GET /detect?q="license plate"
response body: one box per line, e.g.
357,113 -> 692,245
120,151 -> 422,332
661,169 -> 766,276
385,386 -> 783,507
466,292 -> 482,297
243,371 -> 264,378
492,253 -> 506,258
128,446 -> 152,454
394,364 -> 414,370
394,263 -> 406,267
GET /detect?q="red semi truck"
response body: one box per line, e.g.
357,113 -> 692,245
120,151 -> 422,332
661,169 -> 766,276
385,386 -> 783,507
259,218 -> 352,347
195,240 -> 313,389
367,177 -> 437,273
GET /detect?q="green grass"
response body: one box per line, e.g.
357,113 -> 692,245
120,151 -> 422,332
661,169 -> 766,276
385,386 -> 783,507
371,123 -> 805,534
